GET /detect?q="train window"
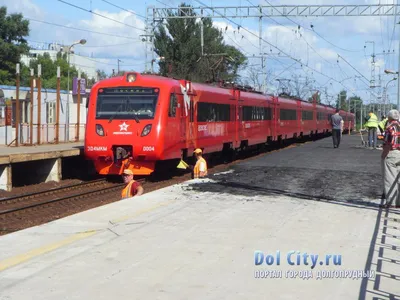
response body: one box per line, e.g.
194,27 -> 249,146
280,109 -> 297,120
243,106 -> 252,121
242,106 -> 271,121
317,112 -> 326,120
168,93 -> 177,117
265,107 -> 272,120
197,102 -> 230,122
95,88 -> 159,120
301,110 -> 313,120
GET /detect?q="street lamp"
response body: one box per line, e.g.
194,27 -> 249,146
66,39 -> 86,141
151,56 -> 165,74
384,77 -> 397,115
385,69 -> 400,110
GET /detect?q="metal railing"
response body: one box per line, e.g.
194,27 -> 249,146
0,123 -> 85,146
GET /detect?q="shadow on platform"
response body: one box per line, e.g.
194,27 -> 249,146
358,207 -> 400,300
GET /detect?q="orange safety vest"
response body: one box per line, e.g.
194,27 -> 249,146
121,180 -> 137,199
193,157 -> 208,178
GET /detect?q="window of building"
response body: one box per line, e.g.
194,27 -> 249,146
280,109 -> 297,120
302,110 -> 313,120
46,102 -> 56,124
168,93 -> 177,117
197,102 -> 230,122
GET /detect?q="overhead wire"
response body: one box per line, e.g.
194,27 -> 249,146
262,0 -> 363,54
57,0 -> 146,32
100,0 -> 146,19
27,39 -> 141,48
25,18 -> 140,40
155,0 -> 298,83
259,0 -> 376,97
256,0 -> 367,91
246,0 -> 334,67
246,0 -> 354,91
193,0 -> 354,93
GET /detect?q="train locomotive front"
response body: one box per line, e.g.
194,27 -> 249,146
85,72 -> 171,176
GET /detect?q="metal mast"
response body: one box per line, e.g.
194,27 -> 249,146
146,3 -> 400,97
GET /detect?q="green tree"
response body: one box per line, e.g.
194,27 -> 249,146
22,51 -> 92,90
97,69 -> 108,80
0,6 -> 30,85
153,2 -> 247,83
308,91 -> 321,103
348,95 -> 363,126
336,90 -> 348,111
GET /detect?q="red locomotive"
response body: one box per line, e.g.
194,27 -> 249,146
84,72 -> 355,176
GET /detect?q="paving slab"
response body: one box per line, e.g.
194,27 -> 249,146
0,135 -> 397,300
0,143 -> 83,164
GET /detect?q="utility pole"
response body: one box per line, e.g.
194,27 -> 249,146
398,21 -> 400,109
29,68 -> 34,146
117,59 -> 122,74
259,9 -> 266,94
365,41 -> 376,106
15,63 -> 20,147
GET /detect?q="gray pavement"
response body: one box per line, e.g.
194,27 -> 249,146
0,135 -> 398,300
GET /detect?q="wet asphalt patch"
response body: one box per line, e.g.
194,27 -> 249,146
183,136 -> 382,204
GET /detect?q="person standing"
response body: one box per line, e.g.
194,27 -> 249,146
364,110 -> 379,149
189,148 -> 208,178
330,109 -> 344,148
378,114 -> 388,136
381,109 -> 400,208
121,169 -> 144,199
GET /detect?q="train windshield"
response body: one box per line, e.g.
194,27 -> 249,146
95,87 -> 159,120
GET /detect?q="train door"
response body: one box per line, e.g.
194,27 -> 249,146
234,102 -> 239,148
177,80 -> 195,150
273,96 -> 279,140
312,100 -> 317,133
238,101 -> 245,142
189,98 -> 195,148
176,93 -> 185,143
297,100 -> 302,135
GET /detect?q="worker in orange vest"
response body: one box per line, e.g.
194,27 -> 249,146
189,148 -> 208,178
121,169 -> 144,199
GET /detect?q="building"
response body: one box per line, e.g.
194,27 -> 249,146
20,43 -> 98,81
0,85 -> 88,145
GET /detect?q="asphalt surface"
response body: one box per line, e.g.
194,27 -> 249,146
187,134 -> 382,203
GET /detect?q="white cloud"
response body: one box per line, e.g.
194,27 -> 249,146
0,0 -> 43,18
2,0 -> 396,102
57,9 -> 146,59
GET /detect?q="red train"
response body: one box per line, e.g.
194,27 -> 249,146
84,72 -> 355,176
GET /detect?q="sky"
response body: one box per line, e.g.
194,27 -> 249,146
1,0 -> 400,106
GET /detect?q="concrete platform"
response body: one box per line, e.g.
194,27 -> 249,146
0,143 -> 83,191
0,142 -> 83,163
0,135 -> 398,300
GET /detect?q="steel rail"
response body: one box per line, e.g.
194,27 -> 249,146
0,183 -> 125,216
0,178 -> 108,203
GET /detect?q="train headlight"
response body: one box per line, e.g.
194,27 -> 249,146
127,73 -> 136,83
96,124 -> 105,136
141,124 -> 152,137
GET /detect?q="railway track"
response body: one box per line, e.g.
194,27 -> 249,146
0,136 -> 322,236
0,179 -> 142,235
